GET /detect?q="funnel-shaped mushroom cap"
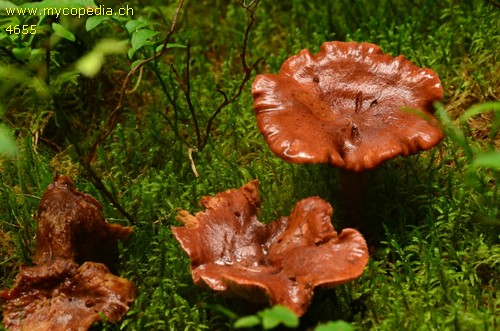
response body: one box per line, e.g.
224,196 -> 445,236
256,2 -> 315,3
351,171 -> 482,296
252,41 -> 444,172
172,180 -> 368,316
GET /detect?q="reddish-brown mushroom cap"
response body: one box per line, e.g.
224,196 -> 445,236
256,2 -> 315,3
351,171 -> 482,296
34,174 -> 133,266
172,180 -> 369,316
252,41 -> 444,172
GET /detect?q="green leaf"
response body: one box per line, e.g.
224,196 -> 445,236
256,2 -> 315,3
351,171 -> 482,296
86,15 -> 109,31
435,102 -> 474,160
130,59 -> 143,70
471,152 -> 500,171
259,305 -> 299,330
459,101 -> 500,123
459,101 -> 500,141
127,47 -> 135,59
125,19 -> 149,34
0,125 -> 17,157
202,303 -> 239,320
1,16 -> 20,28
76,39 -> 127,77
76,51 -> 103,77
314,321 -> 355,331
31,48 -> 45,58
21,0 -> 95,9
130,29 -> 158,51
95,39 -> 128,54
0,1 -> 18,10
52,22 -> 75,41
234,315 -> 261,329
12,47 -> 31,61
155,42 -> 187,53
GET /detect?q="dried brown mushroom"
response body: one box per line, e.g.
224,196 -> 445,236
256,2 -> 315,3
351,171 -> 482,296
0,175 -> 135,331
1,259 -> 136,331
172,180 -> 368,316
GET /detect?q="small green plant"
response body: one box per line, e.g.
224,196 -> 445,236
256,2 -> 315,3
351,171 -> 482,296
234,305 -> 299,330
314,321 -> 355,331
233,305 -> 356,331
436,101 -> 500,189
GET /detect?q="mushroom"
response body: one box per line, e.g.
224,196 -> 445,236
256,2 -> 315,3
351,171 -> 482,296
172,180 -> 368,316
252,41 -> 444,229
0,175 -> 135,331
34,175 -> 133,266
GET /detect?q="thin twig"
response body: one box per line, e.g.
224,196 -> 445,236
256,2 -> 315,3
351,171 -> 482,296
184,41 -> 202,149
170,41 -> 201,149
88,0 -> 185,162
151,67 -> 181,137
45,38 -> 50,86
73,139 -> 136,224
159,0 -> 261,154
200,0 -> 262,150
125,65 -> 144,94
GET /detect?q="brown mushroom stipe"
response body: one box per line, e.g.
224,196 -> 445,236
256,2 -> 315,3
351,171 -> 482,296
172,180 -> 369,316
0,175 -> 136,331
252,41 -> 444,172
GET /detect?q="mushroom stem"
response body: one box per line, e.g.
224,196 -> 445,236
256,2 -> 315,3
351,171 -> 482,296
338,169 -> 371,232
